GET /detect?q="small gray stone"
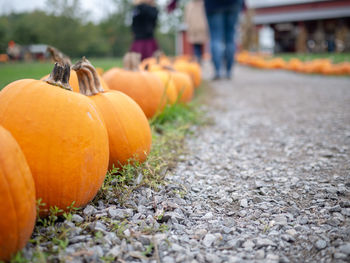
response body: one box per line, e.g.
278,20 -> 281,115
205,253 -> 221,263
256,238 -> 277,248
192,187 -> 201,193
163,256 -> 175,263
333,252 -> 348,259
202,212 -> 214,220
194,229 -> 207,240
315,239 -> 327,250
285,229 -> 297,237
243,240 -> 255,249
338,243 -> 350,255
240,199 -> 248,208
103,232 -> 119,246
222,226 -> 234,234
298,216 -> 308,225
108,208 -> 126,219
69,235 -> 88,244
340,201 -> 350,208
329,205 -> 341,212
89,246 -> 103,257
255,249 -> 265,259
71,214 -> 84,223
90,221 -> 106,232
281,234 -> 295,242
327,218 -> 340,227
274,215 -> 288,225
171,243 -> 184,252
108,245 -> 121,257
203,233 -> 216,247
266,253 -> 279,262
341,208 -> 350,217
83,205 -> 97,216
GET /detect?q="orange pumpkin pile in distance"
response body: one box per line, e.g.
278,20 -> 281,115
142,60 -> 194,104
236,51 -> 350,76
0,125 -> 36,261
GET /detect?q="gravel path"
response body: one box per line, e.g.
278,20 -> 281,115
24,65 -> 350,263
165,65 -> 350,263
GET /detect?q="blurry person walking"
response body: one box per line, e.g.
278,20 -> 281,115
130,0 -> 159,60
204,0 -> 243,79
184,0 -> 208,64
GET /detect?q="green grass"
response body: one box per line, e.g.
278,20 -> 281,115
0,57 -> 122,89
275,53 -> 350,63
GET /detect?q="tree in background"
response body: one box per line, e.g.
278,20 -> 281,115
0,0 -> 183,57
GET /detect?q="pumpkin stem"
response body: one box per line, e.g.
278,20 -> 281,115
153,50 -> 162,64
47,46 -> 72,67
123,52 -> 141,71
72,57 -> 104,96
45,62 -> 72,91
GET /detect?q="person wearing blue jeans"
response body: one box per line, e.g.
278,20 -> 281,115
204,0 -> 243,79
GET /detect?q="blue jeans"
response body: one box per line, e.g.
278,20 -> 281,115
206,2 -> 242,78
193,44 -> 203,63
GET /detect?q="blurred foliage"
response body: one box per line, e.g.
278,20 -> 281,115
0,0 -> 184,57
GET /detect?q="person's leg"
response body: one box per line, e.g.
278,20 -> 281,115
206,12 -> 224,79
192,44 -> 203,64
223,2 -> 242,78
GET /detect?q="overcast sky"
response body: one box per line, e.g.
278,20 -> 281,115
0,0 -> 117,22
0,0 -> 329,22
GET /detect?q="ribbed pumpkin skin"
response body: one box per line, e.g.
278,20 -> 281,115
0,79 -> 109,213
0,126 -> 36,261
102,68 -> 165,118
171,71 -> 194,103
90,90 -> 152,168
173,61 -> 202,88
151,71 -> 178,104
42,70 -> 109,92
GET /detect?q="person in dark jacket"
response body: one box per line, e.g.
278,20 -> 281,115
130,0 -> 159,60
204,0 -> 243,79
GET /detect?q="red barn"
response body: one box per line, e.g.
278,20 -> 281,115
248,0 -> 350,52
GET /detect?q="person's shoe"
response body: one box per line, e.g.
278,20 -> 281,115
212,75 -> 221,81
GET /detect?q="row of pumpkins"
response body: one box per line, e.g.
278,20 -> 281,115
0,51 -> 202,261
237,51 -> 350,76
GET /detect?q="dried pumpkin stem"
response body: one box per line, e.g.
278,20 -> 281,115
47,46 -> 72,67
72,57 -> 104,96
45,62 -> 72,91
123,52 -> 141,71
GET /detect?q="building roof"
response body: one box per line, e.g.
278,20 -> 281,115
247,0 -> 331,9
250,0 -> 350,24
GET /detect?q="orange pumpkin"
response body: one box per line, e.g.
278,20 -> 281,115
73,58 -> 152,168
173,60 -> 202,87
0,126 -> 36,261
0,63 -> 109,213
151,70 -> 178,104
265,58 -> 286,69
103,53 -> 167,118
286,58 -> 303,72
166,70 -> 193,103
141,58 -> 194,103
